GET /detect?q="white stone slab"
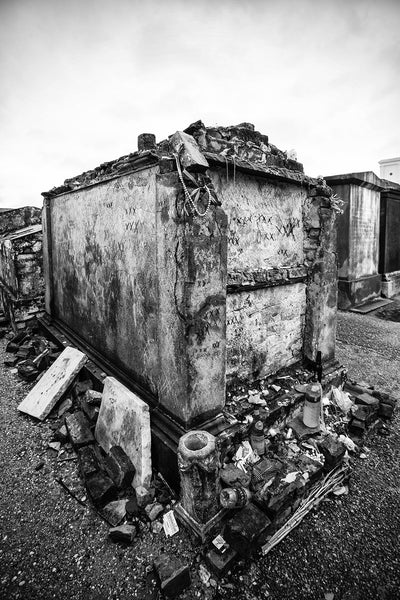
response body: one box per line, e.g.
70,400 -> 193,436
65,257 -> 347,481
17,346 -> 87,420
95,377 -> 152,488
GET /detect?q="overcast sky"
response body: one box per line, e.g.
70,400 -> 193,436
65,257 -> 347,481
1,0 -> 399,208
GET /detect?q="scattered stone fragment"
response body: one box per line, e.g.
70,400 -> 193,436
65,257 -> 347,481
108,523 -> 137,544
78,445 -> 101,479
205,545 -> 238,578
223,503 -> 271,556
48,441 -> 61,452
348,418 -> 366,436
57,397 -> 73,418
153,553 -> 191,598
354,392 -> 379,408
317,435 -> 346,469
151,521 -> 163,534
85,389 -> 103,405
34,460 -> 45,471
104,446 -> 135,488
379,403 -> 395,419
73,379 -> 93,399
4,355 -> 19,367
53,424 -> 68,444
135,485 -> 155,508
85,471 -> 116,507
102,499 -> 127,527
65,411 -> 94,448
78,397 -> 98,423
145,502 -> 164,521
125,495 -> 139,519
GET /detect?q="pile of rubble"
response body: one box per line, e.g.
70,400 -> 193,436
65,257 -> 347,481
2,324 -> 397,597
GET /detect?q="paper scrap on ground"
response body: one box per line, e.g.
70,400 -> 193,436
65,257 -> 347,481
163,510 -> 179,537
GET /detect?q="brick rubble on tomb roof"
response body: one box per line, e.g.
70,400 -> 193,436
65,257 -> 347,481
42,120 -> 329,197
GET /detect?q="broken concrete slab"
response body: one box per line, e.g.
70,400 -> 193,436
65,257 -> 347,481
65,411 -> 94,448
17,346 -> 87,420
95,377 -> 152,488
169,131 -> 209,172
153,553 -> 191,598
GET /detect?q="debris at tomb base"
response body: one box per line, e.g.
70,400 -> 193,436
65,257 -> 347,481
261,463 -> 350,556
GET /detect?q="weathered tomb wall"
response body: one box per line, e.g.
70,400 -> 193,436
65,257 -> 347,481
45,166 -> 228,428
326,173 -> 382,308
379,188 -> 400,298
210,170 -> 308,384
48,168 -> 160,395
0,214 -> 44,325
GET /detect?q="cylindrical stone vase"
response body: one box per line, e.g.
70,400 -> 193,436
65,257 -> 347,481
177,430 -> 221,524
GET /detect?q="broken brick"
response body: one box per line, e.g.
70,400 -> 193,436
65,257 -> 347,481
4,355 -> 19,367
352,405 -> 376,425
153,553 -> 191,598
317,434 -> 346,469
145,502 -> 164,522
349,418 -> 366,435
379,403 -> 395,419
58,397 -> 73,418
125,495 -> 140,519
102,500 -> 127,527
266,480 -> 302,518
85,471 -> 116,507
53,424 -> 68,444
135,485 -> 155,508
354,393 -> 379,408
223,503 -> 271,556
104,446 -> 135,488
78,445 -> 101,479
65,411 -> 94,448
85,389 -> 103,405
73,379 -> 93,399
205,546 -> 238,578
108,523 -> 137,543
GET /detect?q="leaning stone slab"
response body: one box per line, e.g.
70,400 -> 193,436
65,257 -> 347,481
17,346 -> 87,420
95,377 -> 152,488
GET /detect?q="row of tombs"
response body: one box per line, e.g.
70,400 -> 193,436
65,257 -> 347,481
1,121 -> 399,490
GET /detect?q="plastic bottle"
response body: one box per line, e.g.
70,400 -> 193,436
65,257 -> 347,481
250,420 -> 266,455
220,487 -> 252,509
303,383 -> 321,428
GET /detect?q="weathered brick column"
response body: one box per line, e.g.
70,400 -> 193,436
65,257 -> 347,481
303,183 -> 338,365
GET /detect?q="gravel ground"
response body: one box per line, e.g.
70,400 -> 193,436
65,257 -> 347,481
1,305 -> 400,600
